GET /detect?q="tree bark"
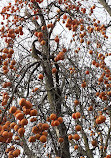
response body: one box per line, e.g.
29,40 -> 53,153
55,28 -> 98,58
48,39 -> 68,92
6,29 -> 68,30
43,60 -> 56,112
22,138 -> 37,158
42,60 -> 70,158
59,123 -> 70,158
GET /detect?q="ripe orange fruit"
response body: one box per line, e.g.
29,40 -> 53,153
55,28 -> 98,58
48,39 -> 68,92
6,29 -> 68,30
68,135 -> 72,140
20,118 -> 28,126
14,125 -> 19,131
19,98 -> 26,107
75,112 -> 81,119
57,117 -> 63,123
58,52 -> 64,60
54,120 -> 60,126
16,113 -> 24,120
52,67 -> 57,73
38,74 -> 43,80
46,117 -> 50,122
12,149 -> 20,157
55,36 -> 59,43
32,126 -> 38,134
91,140 -> 97,146
3,60 -> 8,66
98,115 -> 106,123
75,125 -> 81,131
2,54 -> 7,60
38,32 -> 43,38
62,47 -> 67,52
74,100 -> 79,106
28,136 -> 36,142
89,50 -> 93,54
50,113 -> 57,120
81,82 -> 86,88
58,137 -> 64,143
18,127 -> 25,137
5,121 -> 10,126
3,48 -> 8,54
41,26 -> 46,30
10,122 -> 16,129
88,106 -> 93,111
18,26 -> 22,31
51,120 -> 55,126
63,14 -> 67,20
42,123 -> 49,130
73,134 -> 80,141
33,87 -> 39,92
85,70 -> 89,74
98,77 -> 103,82
106,155 -> 111,158
74,145 -> 78,150
11,59 -> 16,65
39,135 -> 47,143
72,113 -> 76,119
34,32 -> 38,37
30,109 -> 37,116
7,82 -> 11,86
42,131 -> 48,136
2,65 -> 8,70
0,136 -> 5,142
2,124 -> 8,131
3,69 -> 9,74
9,106 -> 17,114
41,40 -> 46,45
35,133 -> 40,140
25,100 -> 32,109
14,136 -> 20,141
2,131 -> 9,138
8,132 -> 13,138
13,109 -> 21,116
30,117 -> 37,122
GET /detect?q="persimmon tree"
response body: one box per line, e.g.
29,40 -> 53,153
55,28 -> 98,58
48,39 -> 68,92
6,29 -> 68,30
0,0 -> 111,158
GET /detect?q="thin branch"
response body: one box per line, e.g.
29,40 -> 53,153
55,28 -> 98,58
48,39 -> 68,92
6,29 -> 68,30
0,61 -> 41,124
26,63 -> 40,97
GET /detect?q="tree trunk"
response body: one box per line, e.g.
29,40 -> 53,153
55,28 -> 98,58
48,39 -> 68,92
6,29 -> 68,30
22,138 -> 37,158
43,60 -> 70,158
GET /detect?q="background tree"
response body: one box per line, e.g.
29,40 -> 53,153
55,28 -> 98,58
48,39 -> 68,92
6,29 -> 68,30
0,0 -> 111,158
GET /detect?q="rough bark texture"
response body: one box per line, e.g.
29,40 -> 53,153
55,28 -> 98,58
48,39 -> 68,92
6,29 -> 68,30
42,60 -> 70,157
43,60 -> 55,112
82,131 -> 94,158
59,123 -> 70,158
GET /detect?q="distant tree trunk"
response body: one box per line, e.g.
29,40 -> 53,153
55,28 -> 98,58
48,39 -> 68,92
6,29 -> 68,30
99,0 -> 111,16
